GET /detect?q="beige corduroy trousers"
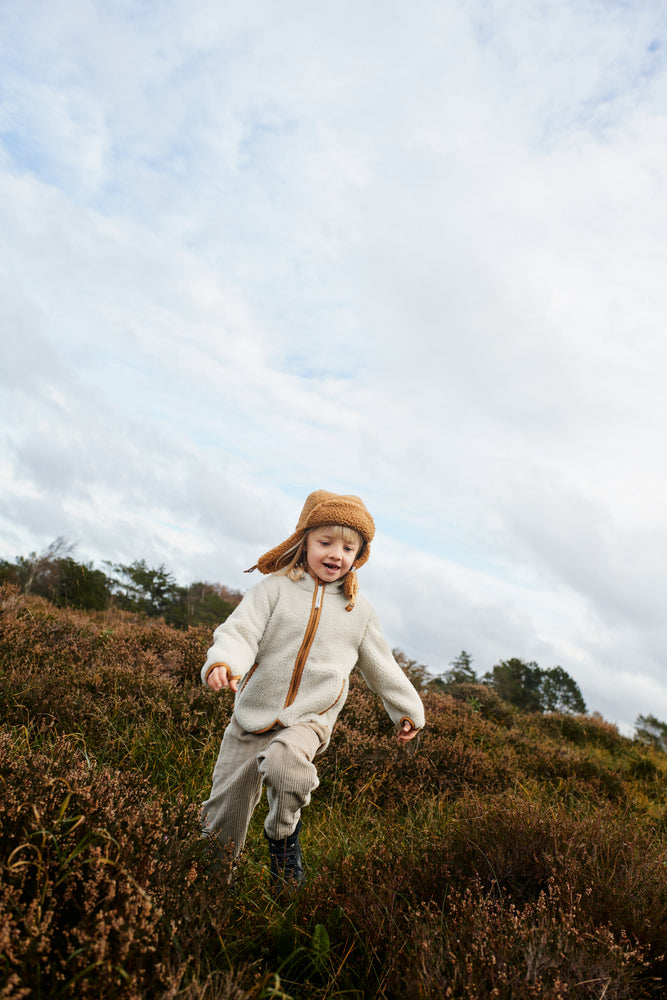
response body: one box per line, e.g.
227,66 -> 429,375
201,715 -> 328,855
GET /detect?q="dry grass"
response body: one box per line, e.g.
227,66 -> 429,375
1,584 -> 667,999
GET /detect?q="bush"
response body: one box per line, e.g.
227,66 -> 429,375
0,731 -> 244,1000
3,586 -> 667,998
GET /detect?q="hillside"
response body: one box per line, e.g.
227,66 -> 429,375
1,585 -> 666,999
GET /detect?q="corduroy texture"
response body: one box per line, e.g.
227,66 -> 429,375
201,716 -> 326,852
248,490 -> 375,609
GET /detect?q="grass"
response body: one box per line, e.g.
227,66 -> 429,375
1,583 -> 667,998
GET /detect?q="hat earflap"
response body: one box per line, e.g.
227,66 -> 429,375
343,567 -> 358,611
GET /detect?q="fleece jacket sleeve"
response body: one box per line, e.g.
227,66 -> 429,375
355,609 -> 426,730
201,580 -> 273,685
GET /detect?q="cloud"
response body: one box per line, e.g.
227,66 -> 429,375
2,0 -> 667,731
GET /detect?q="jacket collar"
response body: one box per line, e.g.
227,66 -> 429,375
294,571 -> 345,595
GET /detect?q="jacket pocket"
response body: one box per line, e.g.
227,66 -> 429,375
239,662 -> 259,693
318,679 -> 346,715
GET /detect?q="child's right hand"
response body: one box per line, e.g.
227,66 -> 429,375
207,664 -> 239,693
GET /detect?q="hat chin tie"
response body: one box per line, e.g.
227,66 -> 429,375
343,568 -> 358,612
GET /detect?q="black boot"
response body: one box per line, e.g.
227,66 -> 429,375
265,819 -> 305,887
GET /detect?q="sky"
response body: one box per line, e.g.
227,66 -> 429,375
1,0 -> 667,733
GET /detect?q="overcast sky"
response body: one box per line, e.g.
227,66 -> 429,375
2,0 -> 666,732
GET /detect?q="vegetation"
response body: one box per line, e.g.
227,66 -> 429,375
635,714 -> 667,752
483,658 -> 587,714
2,583 -> 667,998
0,541 -> 587,716
0,540 -> 242,629
433,651 -> 587,714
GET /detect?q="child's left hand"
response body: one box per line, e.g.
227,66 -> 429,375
396,720 -> 419,744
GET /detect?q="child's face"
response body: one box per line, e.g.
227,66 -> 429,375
305,528 -> 360,584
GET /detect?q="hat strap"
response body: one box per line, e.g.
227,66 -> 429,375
344,568 -> 358,611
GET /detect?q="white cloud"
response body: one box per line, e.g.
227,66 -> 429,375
2,0 -> 667,730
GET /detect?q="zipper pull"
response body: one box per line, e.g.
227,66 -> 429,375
314,582 -> 322,609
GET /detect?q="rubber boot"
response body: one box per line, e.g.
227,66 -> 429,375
265,819 -> 305,887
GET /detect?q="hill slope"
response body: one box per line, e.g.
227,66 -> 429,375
1,585 -> 666,999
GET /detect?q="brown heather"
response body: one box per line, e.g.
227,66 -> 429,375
1,583 -> 667,999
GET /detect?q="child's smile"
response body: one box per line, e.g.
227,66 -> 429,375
305,529 -> 359,584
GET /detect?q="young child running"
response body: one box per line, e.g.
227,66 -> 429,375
200,490 -> 425,886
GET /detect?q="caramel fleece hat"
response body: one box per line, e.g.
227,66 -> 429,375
247,490 -> 375,609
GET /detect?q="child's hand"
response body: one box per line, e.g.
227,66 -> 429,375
396,720 -> 419,744
207,665 -> 239,693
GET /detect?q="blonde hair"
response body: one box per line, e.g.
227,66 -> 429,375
277,524 -> 364,581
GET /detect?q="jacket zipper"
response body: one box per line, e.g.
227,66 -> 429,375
284,581 -> 324,707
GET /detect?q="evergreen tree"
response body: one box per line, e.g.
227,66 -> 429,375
0,539 -> 111,610
484,658 -> 544,712
443,650 -> 477,685
0,558 -> 21,587
106,560 -> 181,617
538,666 -> 586,714
165,581 -> 241,629
485,658 -> 586,714
635,714 -> 667,752
53,559 -> 111,611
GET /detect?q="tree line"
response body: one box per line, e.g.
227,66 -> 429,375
4,538 -> 664,741
394,648 -> 587,715
0,537 -> 242,629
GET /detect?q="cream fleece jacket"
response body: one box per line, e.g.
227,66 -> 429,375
201,572 -> 425,744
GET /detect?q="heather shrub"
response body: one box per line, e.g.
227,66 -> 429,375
0,586 -> 229,795
442,680 -> 516,725
318,680 -> 635,811
3,587 -> 667,998
0,730 -> 247,1000
296,792 -> 666,998
0,584 -> 209,683
318,678 -> 515,806
540,712 -> 624,752
396,880 -> 649,1000
420,792 -> 667,936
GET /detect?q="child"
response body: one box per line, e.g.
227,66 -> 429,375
200,490 -> 425,885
